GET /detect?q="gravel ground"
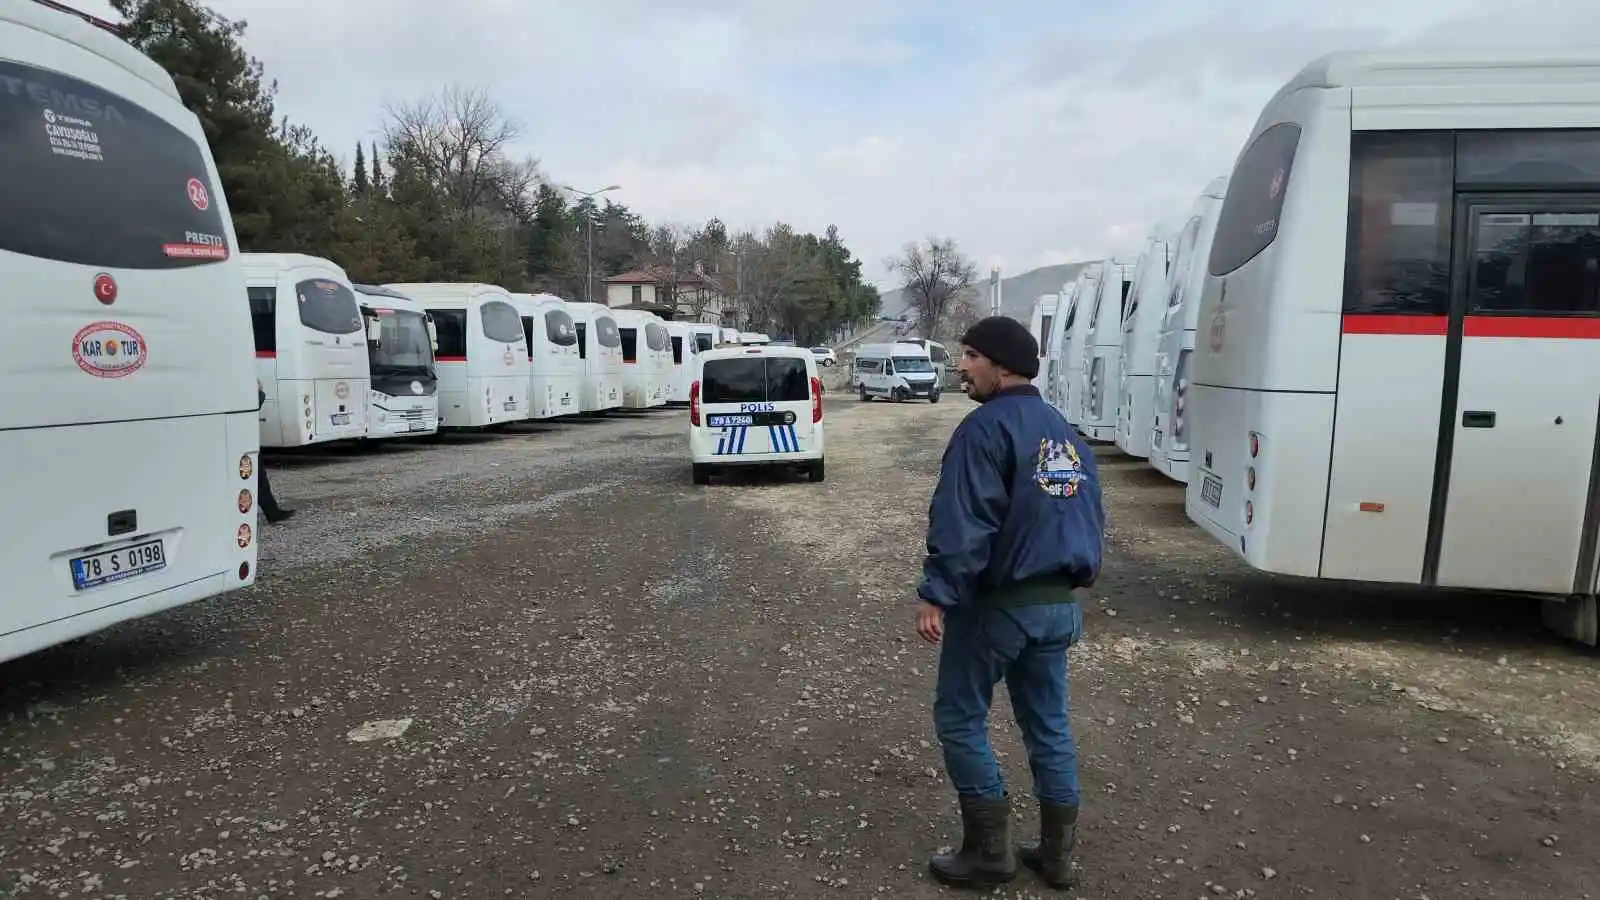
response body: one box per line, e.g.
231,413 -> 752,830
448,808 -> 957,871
1,397 -> 1597,899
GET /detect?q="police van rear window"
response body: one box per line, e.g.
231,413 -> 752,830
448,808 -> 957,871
0,59 -> 231,269
703,357 -> 809,404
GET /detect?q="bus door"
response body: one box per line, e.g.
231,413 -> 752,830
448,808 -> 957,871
1428,192 -> 1600,594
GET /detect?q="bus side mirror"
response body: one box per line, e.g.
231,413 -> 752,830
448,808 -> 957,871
426,319 -> 439,350
365,317 -> 383,344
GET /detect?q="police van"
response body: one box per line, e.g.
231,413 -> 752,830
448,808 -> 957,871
689,345 -> 825,484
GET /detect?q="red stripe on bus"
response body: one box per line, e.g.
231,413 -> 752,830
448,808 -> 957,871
1340,315 -> 1447,335
255,350 -> 276,358
436,355 -> 467,362
1463,316 -> 1600,339
1342,314 -> 1600,339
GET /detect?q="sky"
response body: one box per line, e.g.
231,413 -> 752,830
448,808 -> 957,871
71,0 -> 1600,287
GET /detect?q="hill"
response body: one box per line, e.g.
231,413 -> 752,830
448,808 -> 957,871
877,261 -> 1092,325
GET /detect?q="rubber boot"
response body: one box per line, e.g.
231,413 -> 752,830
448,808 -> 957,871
929,793 -> 1017,888
1017,800 -> 1078,889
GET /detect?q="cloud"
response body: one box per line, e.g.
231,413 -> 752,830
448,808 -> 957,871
65,0 -> 1600,290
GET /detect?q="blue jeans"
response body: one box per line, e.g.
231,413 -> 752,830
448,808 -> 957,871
933,601 -> 1083,806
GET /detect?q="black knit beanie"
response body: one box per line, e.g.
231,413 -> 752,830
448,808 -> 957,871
959,316 -> 1039,379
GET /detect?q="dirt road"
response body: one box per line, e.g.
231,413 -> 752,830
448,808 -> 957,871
2,396 -> 1596,898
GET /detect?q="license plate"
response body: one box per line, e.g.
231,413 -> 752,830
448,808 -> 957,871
503,400 -> 517,411
330,412 -> 351,425
1153,429 -> 1163,448
408,421 -> 428,432
560,396 -> 571,406
708,413 -> 754,427
1200,473 -> 1223,507
71,539 -> 166,591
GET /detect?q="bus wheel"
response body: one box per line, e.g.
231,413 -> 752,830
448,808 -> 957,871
1542,595 -> 1598,646
692,464 -> 711,486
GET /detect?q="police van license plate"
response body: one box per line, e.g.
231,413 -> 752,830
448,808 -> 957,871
1200,473 -> 1223,507
707,413 -> 754,427
330,412 -> 351,426
71,539 -> 166,591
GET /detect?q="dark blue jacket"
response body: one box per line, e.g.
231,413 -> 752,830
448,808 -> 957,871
917,384 -> 1104,609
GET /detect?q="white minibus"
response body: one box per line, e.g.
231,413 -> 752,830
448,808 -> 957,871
1051,264 -> 1103,422
244,252 -> 371,447
1181,48 -> 1600,646
386,283 -> 530,428
1041,278 -> 1083,409
1115,225 -> 1179,458
853,342 -> 942,402
565,301 -> 624,413
613,308 -> 671,408
1148,175 -> 1229,483
353,284 -> 440,439
690,345 -> 825,484
0,0 -> 259,663
1077,258 -> 1134,441
510,292 -> 582,419
663,321 -> 696,404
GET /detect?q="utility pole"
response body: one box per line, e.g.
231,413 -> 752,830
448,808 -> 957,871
560,183 -> 621,302
989,267 -> 1002,317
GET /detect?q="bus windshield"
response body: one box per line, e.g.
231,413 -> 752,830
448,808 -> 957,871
370,309 -> 434,375
893,356 -> 935,373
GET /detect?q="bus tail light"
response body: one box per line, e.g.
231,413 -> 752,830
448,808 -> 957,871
811,377 -> 823,423
1171,350 -> 1192,445
689,381 -> 701,426
1245,500 -> 1254,526
239,561 -> 251,581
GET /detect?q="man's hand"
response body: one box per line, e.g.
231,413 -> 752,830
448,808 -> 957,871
916,601 -> 945,644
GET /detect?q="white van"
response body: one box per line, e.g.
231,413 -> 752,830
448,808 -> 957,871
690,345 -> 825,484
853,342 -> 942,403
510,292 -> 582,418
243,252 -> 372,447
0,0 -> 260,663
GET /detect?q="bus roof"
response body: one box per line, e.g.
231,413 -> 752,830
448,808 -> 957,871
240,252 -> 349,274
383,283 -> 512,306
6,0 -> 180,102
1283,47 -> 1600,93
353,283 -> 413,300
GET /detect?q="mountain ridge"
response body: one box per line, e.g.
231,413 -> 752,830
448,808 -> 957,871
876,261 -> 1092,324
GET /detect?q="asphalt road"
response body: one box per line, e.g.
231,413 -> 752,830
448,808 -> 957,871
2,396 -> 1597,899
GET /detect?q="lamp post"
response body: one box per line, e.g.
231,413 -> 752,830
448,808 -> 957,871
561,183 -> 621,302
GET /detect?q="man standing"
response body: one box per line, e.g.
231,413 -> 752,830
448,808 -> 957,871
916,316 -> 1104,890
256,381 -> 295,524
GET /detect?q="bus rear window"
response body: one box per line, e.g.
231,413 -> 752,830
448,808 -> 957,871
702,357 -> 810,403
479,300 -> 523,343
594,316 -> 621,347
296,279 -> 361,334
0,59 -> 231,269
545,308 -> 577,346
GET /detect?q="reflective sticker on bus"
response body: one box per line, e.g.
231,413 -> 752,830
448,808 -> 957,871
72,321 -> 146,378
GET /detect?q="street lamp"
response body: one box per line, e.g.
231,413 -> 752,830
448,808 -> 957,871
561,183 -> 621,303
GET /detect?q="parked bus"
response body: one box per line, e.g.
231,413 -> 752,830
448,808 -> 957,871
614,308 -> 671,408
1050,264 -> 1103,421
1042,277 -> 1084,409
1076,258 -> 1134,441
719,327 -> 741,346
1030,294 -> 1059,390
566,301 -> 624,413
510,293 -> 582,419
663,321 -> 696,404
688,323 -> 721,354
353,284 -> 439,440
1148,175 -> 1230,483
244,253 -> 370,447
0,0 -> 259,663
1182,47 -> 1600,646
386,283 -> 530,429
1116,225 -> 1179,458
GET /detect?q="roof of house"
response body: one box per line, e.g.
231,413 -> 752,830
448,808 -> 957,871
604,265 -> 726,290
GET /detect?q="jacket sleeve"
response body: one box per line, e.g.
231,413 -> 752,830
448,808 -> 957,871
917,417 -> 1011,609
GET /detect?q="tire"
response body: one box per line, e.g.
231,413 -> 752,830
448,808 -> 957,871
692,464 -> 711,485
859,385 -> 870,402
929,391 -> 941,404
807,459 -> 825,483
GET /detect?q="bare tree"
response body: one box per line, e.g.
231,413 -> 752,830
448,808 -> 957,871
891,236 -> 978,339
380,84 -> 540,219
945,289 -> 983,341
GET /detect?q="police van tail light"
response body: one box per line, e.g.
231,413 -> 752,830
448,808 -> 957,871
689,381 -> 701,425
811,377 -> 823,423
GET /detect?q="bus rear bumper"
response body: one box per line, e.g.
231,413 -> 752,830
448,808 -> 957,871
0,570 -> 240,665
